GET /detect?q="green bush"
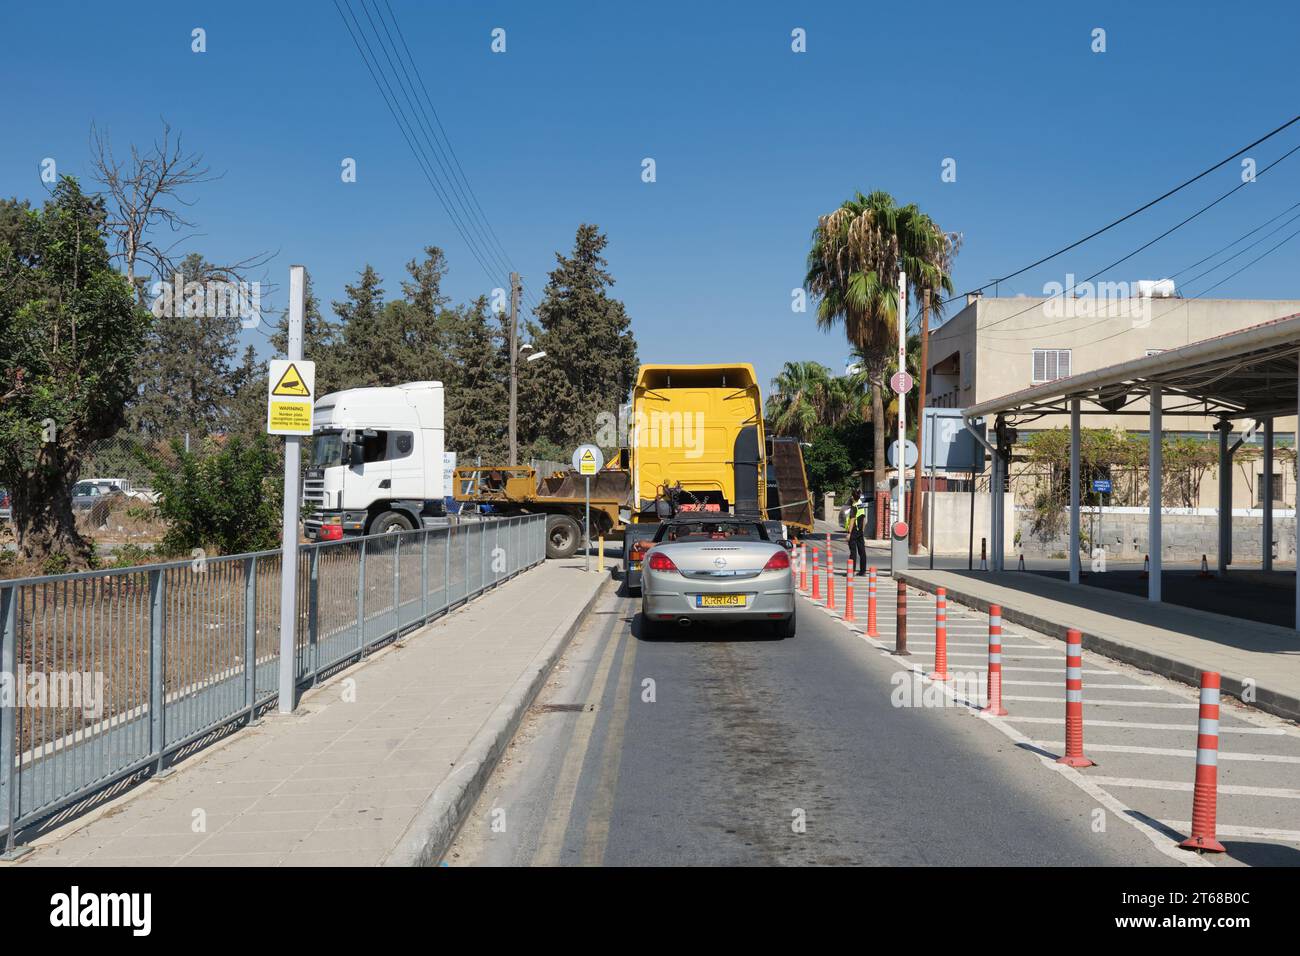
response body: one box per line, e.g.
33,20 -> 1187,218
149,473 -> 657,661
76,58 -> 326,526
143,435 -> 283,556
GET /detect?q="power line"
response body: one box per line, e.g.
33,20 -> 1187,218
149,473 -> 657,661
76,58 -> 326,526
377,0 -> 540,311
984,220 -> 1300,357
946,112 -> 1300,305
978,139 -> 1300,337
333,0 -> 514,296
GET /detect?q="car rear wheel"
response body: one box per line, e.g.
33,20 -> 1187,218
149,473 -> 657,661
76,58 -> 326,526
639,604 -> 664,640
545,514 -> 581,559
772,610 -> 796,639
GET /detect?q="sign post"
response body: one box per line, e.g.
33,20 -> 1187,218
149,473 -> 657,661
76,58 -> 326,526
573,444 -> 604,572
892,272 -> 910,573
269,267 -> 315,715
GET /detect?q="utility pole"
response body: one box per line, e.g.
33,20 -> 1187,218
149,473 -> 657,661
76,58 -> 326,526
507,271 -> 521,466
910,289 -> 929,554
896,271 -> 907,534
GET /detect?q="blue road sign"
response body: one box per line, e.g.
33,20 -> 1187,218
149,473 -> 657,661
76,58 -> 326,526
1092,478 -> 1112,494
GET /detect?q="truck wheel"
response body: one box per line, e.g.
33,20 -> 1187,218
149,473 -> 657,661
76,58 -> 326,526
545,514 -> 581,559
371,511 -> 415,534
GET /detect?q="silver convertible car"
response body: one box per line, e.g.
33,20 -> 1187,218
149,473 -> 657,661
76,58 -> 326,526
639,516 -> 796,639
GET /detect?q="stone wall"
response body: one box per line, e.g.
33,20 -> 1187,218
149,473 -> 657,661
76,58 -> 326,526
1015,508 -> 1297,562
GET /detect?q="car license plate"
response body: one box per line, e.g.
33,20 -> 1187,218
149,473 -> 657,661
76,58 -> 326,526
698,594 -> 745,608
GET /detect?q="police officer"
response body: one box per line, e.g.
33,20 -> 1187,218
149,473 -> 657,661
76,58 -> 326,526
848,493 -> 868,575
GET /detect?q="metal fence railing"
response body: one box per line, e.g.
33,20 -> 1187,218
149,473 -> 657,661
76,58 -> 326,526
0,513 -> 546,853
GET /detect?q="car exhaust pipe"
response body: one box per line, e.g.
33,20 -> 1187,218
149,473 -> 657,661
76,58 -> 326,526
676,617 -> 692,628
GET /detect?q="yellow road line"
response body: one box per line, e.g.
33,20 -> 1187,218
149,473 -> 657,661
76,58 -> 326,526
579,627 -> 638,866
531,607 -> 623,866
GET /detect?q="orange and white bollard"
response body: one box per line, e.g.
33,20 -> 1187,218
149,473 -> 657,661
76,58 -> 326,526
811,548 -> 820,600
984,604 -> 1008,716
866,566 -> 879,637
1140,554 -> 1149,580
845,559 -> 856,622
1179,672 -> 1226,853
928,587 -> 949,681
826,549 -> 836,609
799,544 -> 808,592
1056,628 -> 1094,767
1199,554 -> 1212,579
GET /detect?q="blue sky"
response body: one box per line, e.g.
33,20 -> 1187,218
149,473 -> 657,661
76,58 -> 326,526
4,0 -> 1300,391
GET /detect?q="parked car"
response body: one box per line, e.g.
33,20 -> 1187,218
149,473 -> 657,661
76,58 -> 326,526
639,516 -> 796,639
81,478 -> 159,504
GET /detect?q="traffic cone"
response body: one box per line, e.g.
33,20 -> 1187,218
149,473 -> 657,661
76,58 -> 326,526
1199,554 -> 1212,579
984,604 -> 1008,716
845,559 -> 856,622
1179,672 -> 1226,853
866,566 -> 879,637
1056,629 -> 1095,768
811,548 -> 820,600
826,549 -> 836,610
928,587 -> 949,681
1017,553 -> 1025,571
980,537 -> 988,572
1140,554 -> 1149,579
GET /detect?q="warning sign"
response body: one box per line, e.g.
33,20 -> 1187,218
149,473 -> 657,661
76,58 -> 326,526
572,443 -> 604,477
272,363 -> 312,397
266,359 -> 315,436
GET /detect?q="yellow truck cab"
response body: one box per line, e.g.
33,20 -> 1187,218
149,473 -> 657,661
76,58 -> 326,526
624,364 -> 766,588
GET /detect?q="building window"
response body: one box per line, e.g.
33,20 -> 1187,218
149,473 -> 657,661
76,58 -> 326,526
1258,473 -> 1283,507
1032,348 -> 1071,383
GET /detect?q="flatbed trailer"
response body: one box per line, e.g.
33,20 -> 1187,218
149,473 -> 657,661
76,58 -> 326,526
452,464 -> 631,559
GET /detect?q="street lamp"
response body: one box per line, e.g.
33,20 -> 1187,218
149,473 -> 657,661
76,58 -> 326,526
509,342 -> 548,466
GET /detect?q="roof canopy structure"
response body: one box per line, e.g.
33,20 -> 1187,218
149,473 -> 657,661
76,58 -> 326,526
955,310 -> 1300,627
964,312 -> 1300,426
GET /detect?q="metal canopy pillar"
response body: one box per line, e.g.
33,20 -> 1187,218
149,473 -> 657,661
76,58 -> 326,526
1263,418 -> 1274,572
1216,418 -> 1232,577
1148,386 -> 1162,602
1295,357 -> 1300,629
988,446 -> 999,571
1069,398 -> 1081,585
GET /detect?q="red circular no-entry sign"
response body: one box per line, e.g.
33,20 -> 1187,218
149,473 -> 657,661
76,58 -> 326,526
893,521 -> 909,538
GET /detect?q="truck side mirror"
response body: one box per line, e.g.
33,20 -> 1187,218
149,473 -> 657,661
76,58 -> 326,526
348,441 -> 365,466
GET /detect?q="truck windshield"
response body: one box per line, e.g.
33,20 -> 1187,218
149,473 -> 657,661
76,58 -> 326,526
310,432 -> 345,468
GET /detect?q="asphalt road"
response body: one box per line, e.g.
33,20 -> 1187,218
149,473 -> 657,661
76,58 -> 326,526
446,580 -> 1183,867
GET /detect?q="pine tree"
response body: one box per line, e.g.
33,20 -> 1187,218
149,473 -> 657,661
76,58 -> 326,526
329,264 -> 388,388
519,225 -> 638,452
444,297 -> 509,460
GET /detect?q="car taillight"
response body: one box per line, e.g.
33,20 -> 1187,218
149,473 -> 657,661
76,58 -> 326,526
647,551 -> 678,573
629,540 -> 652,560
763,550 -> 791,571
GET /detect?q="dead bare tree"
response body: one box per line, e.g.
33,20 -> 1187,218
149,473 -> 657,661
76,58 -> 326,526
90,119 -> 275,303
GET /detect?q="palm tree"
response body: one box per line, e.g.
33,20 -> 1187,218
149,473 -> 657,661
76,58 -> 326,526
805,191 -> 958,490
766,361 -> 835,441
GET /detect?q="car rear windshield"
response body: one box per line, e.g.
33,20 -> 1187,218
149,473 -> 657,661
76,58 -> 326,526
657,521 -> 767,543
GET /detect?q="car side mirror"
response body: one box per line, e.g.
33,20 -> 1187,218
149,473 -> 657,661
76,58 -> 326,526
779,539 -> 794,550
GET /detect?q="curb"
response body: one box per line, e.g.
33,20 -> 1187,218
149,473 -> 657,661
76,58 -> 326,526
898,572 -> 1300,724
382,572 -> 612,867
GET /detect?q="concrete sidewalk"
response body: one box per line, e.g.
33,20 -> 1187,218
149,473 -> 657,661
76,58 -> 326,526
897,568 -> 1300,723
12,558 -> 608,867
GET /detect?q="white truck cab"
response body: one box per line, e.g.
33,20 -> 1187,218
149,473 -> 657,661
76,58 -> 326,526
303,382 -> 446,540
